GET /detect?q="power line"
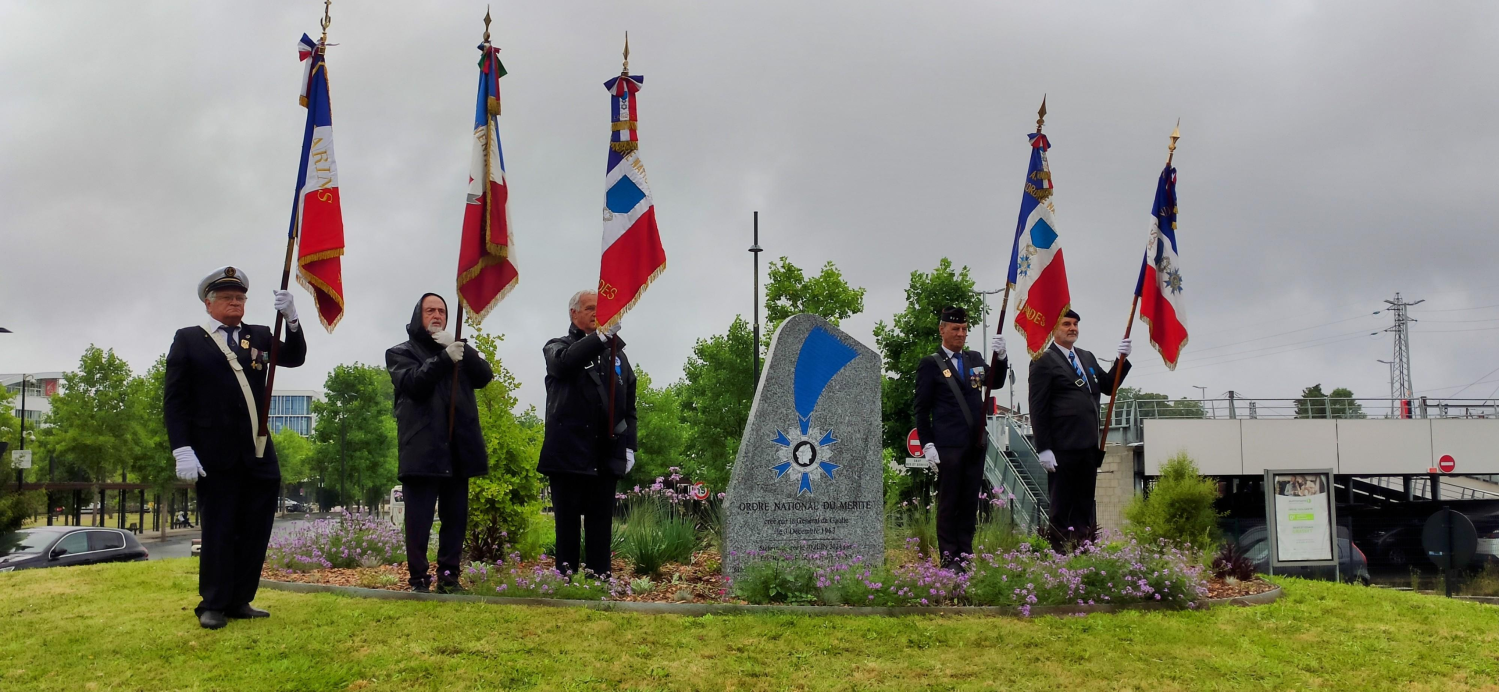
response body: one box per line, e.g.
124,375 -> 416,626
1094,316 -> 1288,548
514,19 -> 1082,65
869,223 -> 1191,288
1130,331 -> 1379,378
1412,302 -> 1499,314
1413,326 -> 1499,334
1136,326 -> 1381,371
1178,311 -> 1382,356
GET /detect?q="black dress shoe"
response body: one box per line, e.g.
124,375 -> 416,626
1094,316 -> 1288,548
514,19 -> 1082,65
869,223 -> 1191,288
198,611 -> 228,630
226,604 -> 270,619
412,580 -> 431,593
434,581 -> 463,595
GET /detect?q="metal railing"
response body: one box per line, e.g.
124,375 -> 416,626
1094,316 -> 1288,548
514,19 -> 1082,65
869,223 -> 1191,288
1361,475 -> 1499,501
985,415 -> 1048,533
1103,396 -> 1499,444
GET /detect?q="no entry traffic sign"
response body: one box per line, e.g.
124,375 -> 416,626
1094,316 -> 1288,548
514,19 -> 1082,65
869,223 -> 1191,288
907,429 -> 923,457
1439,455 -> 1456,473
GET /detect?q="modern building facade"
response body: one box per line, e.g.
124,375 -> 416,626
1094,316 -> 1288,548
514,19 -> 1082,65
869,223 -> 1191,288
1,372 -> 64,425
268,389 -> 320,437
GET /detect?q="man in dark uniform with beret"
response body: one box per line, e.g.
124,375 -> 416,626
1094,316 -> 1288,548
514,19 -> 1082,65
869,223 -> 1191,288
1028,309 -> 1131,550
164,266 -> 306,629
913,306 -> 1008,569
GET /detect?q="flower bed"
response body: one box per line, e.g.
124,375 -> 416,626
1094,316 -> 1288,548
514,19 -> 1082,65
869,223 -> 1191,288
264,510 -> 404,572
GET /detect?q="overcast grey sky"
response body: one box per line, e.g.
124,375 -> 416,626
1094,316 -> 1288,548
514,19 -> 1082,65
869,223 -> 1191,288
2,0 -> 1496,415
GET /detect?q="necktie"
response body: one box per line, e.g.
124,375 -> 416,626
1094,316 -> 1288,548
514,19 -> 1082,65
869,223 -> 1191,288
1068,351 -> 1088,389
952,351 -> 966,380
220,325 -> 245,359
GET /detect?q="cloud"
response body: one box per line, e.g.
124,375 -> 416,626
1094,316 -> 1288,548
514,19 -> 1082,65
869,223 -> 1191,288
2,0 -> 1496,415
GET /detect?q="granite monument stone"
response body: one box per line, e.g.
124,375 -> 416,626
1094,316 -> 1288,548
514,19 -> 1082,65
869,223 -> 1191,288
724,314 -> 883,577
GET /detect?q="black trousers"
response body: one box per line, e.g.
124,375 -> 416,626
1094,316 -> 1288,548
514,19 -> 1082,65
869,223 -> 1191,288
195,465 -> 278,615
403,475 -> 470,588
1048,449 -> 1100,547
935,443 -> 986,566
549,472 -> 617,579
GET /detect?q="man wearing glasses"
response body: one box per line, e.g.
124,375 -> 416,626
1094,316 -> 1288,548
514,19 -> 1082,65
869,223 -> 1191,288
164,266 -> 305,629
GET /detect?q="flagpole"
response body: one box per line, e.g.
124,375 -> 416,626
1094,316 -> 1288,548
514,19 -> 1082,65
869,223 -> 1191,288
1099,120 -> 1179,451
450,9 -> 494,440
607,32 -> 628,441
984,97 -> 1046,409
262,1 -> 334,456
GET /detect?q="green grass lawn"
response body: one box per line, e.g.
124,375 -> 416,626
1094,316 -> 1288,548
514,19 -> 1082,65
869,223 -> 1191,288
2,559 -> 1497,692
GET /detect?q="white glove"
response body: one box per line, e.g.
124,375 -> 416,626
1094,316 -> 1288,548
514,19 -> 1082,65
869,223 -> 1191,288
598,321 -> 622,342
173,447 -> 206,480
922,443 -> 940,466
1118,338 -> 1132,358
1038,449 -> 1057,472
272,290 -> 298,324
430,330 -> 455,347
625,449 -> 636,473
445,341 -> 465,363
991,334 -> 1007,360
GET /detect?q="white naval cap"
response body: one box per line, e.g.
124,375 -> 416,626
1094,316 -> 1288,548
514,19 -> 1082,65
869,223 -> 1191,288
198,266 -> 250,301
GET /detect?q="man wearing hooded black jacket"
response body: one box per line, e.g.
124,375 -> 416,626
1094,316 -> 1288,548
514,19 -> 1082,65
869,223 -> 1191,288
386,293 -> 494,592
539,290 -> 637,579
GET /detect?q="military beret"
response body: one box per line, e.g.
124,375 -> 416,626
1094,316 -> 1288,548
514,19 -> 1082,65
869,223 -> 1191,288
198,266 -> 249,301
939,306 -> 968,324
1063,309 -> 1080,321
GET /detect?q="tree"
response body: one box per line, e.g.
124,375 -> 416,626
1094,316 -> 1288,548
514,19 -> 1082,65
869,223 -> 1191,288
310,364 -> 397,510
630,367 -> 688,487
872,259 -> 984,458
764,257 -> 867,337
272,426 -> 314,505
127,355 -> 176,490
465,326 -> 545,562
1295,384 -> 1365,419
0,387 -> 40,532
1113,387 -> 1206,420
48,347 -> 138,490
678,316 -> 757,491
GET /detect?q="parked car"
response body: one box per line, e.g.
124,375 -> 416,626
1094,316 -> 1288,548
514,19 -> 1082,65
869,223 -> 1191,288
1359,509 -> 1499,568
190,538 -> 201,556
0,527 -> 149,572
1235,525 -> 1371,585
279,498 -> 306,513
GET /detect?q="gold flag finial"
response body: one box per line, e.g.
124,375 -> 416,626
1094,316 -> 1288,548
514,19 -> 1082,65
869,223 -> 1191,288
1167,118 -> 1181,164
622,31 -> 630,74
1035,95 -> 1048,133
319,0 -> 332,46
483,6 -> 492,44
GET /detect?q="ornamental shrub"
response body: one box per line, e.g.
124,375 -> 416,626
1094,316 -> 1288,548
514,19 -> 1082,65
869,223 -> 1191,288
465,329 -> 546,563
617,494 -> 695,578
1123,452 -> 1222,555
464,551 -> 628,600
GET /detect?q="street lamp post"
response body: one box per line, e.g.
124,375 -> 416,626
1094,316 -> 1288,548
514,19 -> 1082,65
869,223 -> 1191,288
749,211 -> 763,385
1192,385 -> 1208,418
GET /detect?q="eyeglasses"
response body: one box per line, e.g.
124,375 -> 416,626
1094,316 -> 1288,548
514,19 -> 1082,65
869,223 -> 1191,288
212,294 -> 248,304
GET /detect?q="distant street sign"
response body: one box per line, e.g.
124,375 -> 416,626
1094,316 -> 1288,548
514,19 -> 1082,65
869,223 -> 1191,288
1439,455 -> 1456,474
903,457 -> 931,470
689,482 -> 710,501
906,429 -> 923,457
11,450 -> 31,469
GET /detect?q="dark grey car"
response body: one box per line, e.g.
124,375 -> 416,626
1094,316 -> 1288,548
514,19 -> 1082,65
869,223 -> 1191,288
0,527 -> 149,572
1236,525 -> 1371,585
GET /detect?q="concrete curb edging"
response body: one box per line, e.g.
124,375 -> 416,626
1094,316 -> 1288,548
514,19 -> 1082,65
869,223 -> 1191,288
259,579 -> 1281,617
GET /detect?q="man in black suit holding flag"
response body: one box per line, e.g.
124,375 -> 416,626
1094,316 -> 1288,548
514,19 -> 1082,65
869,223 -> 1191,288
1028,309 -> 1130,550
913,306 -> 1008,569
164,266 -> 306,629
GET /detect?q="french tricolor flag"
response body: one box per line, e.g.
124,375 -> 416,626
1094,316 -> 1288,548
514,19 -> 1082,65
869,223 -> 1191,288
597,71 -> 666,330
291,34 -> 345,331
1008,131 -> 1072,359
1135,164 -> 1188,369
456,39 -> 518,323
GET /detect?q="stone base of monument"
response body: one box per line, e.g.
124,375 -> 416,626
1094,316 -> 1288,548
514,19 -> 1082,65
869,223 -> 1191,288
258,578 -> 1282,616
